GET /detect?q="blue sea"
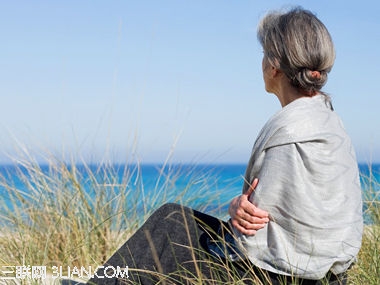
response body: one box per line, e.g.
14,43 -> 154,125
0,163 -> 379,223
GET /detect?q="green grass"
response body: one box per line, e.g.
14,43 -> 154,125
0,153 -> 379,284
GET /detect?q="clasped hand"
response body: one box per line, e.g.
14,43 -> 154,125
228,178 -> 269,235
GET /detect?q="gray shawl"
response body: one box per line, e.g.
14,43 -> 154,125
233,95 -> 363,279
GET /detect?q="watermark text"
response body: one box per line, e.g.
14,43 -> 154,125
0,265 -> 129,281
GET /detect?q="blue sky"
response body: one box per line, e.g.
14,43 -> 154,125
1,0 -> 379,164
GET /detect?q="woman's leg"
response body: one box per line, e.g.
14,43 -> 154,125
87,203 -> 226,285
86,202 -> 346,285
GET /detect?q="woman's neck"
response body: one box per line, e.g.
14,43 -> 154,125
275,78 -> 311,107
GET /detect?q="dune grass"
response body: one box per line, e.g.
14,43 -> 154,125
0,152 -> 225,284
347,164 -> 380,285
0,153 -> 379,284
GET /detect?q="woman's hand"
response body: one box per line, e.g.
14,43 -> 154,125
228,178 -> 269,235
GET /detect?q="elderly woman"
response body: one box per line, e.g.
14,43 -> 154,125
86,7 -> 362,285
228,7 -> 363,284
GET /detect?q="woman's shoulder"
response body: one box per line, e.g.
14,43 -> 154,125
262,95 -> 348,149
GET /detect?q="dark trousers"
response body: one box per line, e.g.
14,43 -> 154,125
87,203 -> 347,285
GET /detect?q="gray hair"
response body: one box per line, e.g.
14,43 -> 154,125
257,7 -> 335,96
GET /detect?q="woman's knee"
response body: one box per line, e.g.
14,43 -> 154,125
153,203 -> 190,219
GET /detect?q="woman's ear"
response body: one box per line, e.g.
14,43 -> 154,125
270,65 -> 281,78
268,58 -> 281,78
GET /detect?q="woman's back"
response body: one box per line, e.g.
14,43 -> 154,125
234,95 -> 363,279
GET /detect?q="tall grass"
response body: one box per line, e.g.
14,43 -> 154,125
348,164 -> 380,285
0,151 -> 379,284
0,151 -> 224,283
0,159 -> 141,269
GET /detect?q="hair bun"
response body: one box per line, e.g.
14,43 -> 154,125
290,68 -> 327,95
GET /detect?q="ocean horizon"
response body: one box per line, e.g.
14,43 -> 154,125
1,162 -> 379,224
